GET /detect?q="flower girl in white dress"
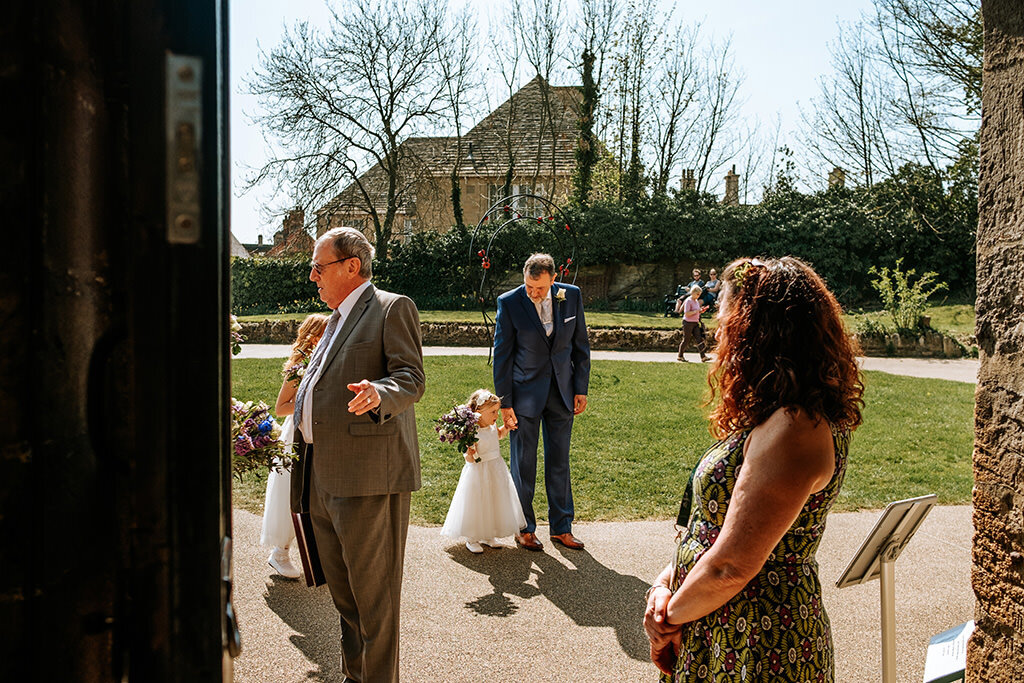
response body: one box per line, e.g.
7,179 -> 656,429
440,390 -> 527,554
261,313 -> 328,578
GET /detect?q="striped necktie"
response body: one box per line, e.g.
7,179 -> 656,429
293,309 -> 341,429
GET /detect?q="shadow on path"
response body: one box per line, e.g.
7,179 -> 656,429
263,577 -> 340,681
446,544 -> 650,661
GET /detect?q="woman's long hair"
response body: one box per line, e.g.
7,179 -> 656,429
707,256 -> 864,437
282,313 -> 329,372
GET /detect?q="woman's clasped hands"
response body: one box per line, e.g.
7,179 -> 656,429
644,584 -> 683,675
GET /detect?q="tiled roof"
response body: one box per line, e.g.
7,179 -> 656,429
442,76 -> 580,177
319,76 -> 581,217
319,136 -> 453,215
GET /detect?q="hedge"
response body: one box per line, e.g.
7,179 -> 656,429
231,162 -> 976,313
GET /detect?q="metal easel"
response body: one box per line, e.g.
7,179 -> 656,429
836,494 -> 937,683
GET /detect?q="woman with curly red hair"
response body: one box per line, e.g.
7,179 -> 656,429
644,256 -> 864,682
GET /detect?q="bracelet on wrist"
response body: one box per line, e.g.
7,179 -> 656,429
645,584 -> 669,601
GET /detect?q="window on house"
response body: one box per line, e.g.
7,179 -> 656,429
487,183 -> 544,215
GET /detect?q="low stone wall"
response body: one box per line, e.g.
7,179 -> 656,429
239,320 -> 967,357
856,329 -> 967,358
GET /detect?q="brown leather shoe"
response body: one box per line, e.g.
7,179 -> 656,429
515,532 -> 544,551
550,533 -> 585,550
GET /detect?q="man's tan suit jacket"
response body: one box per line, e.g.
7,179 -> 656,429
292,284 -> 425,504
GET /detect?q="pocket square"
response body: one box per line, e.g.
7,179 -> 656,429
563,316 -> 576,323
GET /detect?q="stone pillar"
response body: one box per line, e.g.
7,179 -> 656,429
723,165 -> 739,206
968,2 -> 1024,680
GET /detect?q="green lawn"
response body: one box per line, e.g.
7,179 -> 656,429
231,356 -> 974,524
238,303 -> 974,336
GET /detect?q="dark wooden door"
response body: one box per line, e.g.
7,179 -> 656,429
1,1 -> 234,680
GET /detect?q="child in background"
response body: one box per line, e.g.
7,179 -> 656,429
676,284 -> 710,362
260,313 -> 329,579
440,389 -> 526,554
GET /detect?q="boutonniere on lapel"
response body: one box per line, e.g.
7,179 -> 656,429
554,288 -> 567,305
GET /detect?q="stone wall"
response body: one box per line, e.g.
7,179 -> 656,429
968,3 -> 1024,680
239,319 -> 964,357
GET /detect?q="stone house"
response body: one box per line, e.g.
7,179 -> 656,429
316,76 -> 581,241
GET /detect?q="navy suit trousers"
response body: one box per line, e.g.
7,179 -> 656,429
509,380 -> 575,535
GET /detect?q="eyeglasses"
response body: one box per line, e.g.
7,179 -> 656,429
310,256 -> 356,275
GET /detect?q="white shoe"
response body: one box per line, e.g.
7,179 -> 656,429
481,538 -> 504,548
268,548 -> 302,579
465,541 -> 484,554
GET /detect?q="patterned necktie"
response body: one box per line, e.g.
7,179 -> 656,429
293,309 -> 341,429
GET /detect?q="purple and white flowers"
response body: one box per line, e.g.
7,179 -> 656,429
230,399 -> 291,477
434,403 -> 480,455
230,315 -> 245,356
282,355 -> 310,384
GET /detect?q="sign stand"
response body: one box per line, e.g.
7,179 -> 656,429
836,494 -> 937,683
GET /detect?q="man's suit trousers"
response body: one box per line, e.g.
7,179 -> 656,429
509,380 -> 575,535
310,460 -> 410,683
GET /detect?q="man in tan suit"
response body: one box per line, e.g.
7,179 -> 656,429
290,227 -> 424,682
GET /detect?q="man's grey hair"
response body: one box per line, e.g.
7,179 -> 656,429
319,227 -> 374,279
523,253 -> 556,278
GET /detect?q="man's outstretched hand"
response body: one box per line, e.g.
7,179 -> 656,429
347,380 -> 381,415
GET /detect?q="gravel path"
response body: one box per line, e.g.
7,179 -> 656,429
231,506 -> 972,682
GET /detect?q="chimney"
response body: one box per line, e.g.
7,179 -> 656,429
257,234 -> 263,245
723,165 -> 740,206
828,166 -> 846,189
283,207 -> 305,236
680,169 -> 696,192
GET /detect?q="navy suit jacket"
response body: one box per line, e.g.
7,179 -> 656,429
493,282 -> 591,418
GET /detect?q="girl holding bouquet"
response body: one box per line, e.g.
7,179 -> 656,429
260,313 -> 329,579
440,389 -> 526,554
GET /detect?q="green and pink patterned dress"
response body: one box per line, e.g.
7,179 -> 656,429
663,427 -> 850,683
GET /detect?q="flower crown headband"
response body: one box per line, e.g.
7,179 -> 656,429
471,390 -> 499,408
732,258 -> 766,291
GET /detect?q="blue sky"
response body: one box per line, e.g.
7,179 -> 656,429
229,0 -> 874,243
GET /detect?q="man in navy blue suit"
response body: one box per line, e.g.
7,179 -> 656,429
493,253 -> 591,551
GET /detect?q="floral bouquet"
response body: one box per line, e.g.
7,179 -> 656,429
230,399 -> 293,478
230,315 -> 245,356
434,404 -> 480,459
283,355 -> 310,383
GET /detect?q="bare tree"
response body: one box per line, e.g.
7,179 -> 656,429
487,14 -> 526,205
804,0 -> 980,185
736,117 -> 776,203
873,0 -> 981,115
513,0 -> 568,199
575,0 -> 621,146
686,37 -> 743,195
244,0 -> 462,255
650,25 -> 699,196
802,23 -> 891,187
604,0 -> 661,202
436,7 -> 480,232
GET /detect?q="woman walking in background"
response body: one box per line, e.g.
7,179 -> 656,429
645,257 -> 864,682
676,285 -> 709,362
261,313 -> 329,579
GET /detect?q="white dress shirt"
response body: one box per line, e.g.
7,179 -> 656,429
532,287 -> 553,336
298,279 -> 372,444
